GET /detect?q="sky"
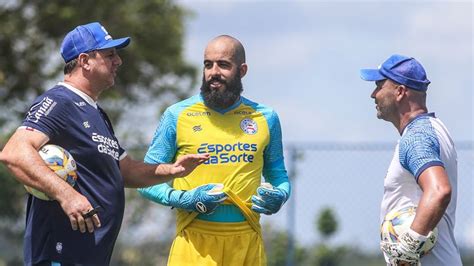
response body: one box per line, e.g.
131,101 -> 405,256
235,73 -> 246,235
169,0 -> 473,251
176,0 -> 472,143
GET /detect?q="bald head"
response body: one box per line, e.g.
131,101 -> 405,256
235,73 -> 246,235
201,35 -> 247,110
205,35 -> 246,65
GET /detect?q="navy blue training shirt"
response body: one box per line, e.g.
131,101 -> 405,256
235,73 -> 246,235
21,83 -> 126,265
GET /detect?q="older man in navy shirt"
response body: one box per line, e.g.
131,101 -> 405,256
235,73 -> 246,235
0,22 -> 209,266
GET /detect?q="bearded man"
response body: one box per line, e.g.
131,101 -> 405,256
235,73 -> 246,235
138,35 -> 291,266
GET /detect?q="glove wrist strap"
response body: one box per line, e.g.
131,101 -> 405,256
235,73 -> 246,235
407,228 -> 428,242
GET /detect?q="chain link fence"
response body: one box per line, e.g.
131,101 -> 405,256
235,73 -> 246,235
115,141 -> 472,265
261,141 -> 473,265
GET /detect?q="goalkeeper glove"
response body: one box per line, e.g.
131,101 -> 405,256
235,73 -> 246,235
168,183 -> 227,214
251,183 -> 287,215
381,228 -> 433,265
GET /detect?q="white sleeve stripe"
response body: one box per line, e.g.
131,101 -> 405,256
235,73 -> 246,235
119,151 -> 128,161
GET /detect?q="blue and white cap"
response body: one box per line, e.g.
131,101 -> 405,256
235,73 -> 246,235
60,22 -> 130,63
360,54 -> 431,91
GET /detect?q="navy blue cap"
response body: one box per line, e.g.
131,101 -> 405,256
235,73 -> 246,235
60,22 -> 130,63
360,54 -> 431,91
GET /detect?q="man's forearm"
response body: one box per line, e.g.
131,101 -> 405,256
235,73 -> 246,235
122,158 -> 175,188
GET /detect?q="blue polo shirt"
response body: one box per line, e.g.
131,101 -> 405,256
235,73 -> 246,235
21,83 -> 126,265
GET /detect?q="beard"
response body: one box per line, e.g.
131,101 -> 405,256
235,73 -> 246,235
200,73 -> 243,110
376,100 -> 397,121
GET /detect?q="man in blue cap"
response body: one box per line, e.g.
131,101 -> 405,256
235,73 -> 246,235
361,55 -> 462,266
0,22 -> 209,265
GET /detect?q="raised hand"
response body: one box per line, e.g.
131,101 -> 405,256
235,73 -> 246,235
156,153 -> 210,178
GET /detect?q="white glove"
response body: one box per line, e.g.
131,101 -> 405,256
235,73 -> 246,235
381,228 -> 432,265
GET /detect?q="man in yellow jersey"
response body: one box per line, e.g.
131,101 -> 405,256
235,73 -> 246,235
139,35 -> 291,265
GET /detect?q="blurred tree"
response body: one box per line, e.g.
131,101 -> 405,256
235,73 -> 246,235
261,210 -> 388,266
312,245 -> 344,266
0,158 -> 24,221
0,137 -> 26,264
262,223 -> 307,266
317,207 -> 337,240
312,207 -> 341,266
0,0 -> 197,129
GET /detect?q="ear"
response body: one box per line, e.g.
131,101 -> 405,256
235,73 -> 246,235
78,53 -> 91,71
239,63 -> 248,78
395,85 -> 408,101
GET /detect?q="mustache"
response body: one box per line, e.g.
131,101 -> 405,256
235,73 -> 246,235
208,76 -> 225,84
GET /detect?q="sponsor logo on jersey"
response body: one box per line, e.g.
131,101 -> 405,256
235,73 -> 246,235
234,110 -> 254,115
83,121 -> 90,128
186,111 -> 211,117
74,101 -> 86,107
240,118 -> 258,135
26,96 -> 57,123
195,202 -> 207,213
198,142 -> 258,164
91,132 -> 119,160
193,125 -> 202,132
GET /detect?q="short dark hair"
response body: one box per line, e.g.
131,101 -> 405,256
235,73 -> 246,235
63,51 -> 97,74
63,58 -> 78,74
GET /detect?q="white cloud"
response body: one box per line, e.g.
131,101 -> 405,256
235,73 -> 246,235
404,2 -> 472,61
247,32 -> 319,73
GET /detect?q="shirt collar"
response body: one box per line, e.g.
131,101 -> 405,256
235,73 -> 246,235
401,112 -> 436,136
58,82 -> 98,109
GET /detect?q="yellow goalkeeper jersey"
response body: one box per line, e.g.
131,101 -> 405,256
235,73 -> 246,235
140,94 -> 290,231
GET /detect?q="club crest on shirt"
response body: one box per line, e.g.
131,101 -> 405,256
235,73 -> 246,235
240,118 -> 258,135
56,242 -> 63,254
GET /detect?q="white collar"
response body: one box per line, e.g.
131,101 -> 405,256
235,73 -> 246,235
58,82 -> 98,109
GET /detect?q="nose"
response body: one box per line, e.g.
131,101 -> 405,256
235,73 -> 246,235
370,88 -> 377,99
209,63 -> 221,77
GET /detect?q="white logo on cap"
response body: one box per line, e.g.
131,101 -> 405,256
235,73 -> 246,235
101,26 -> 112,40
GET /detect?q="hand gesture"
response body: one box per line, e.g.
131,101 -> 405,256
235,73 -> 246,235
156,153 -> 209,178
